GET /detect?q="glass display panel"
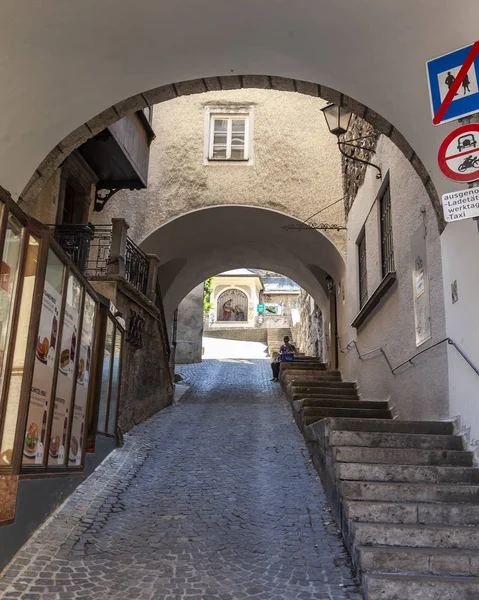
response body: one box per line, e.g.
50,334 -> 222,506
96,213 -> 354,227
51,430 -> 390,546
97,319 -> 114,433
107,331 -> 122,435
0,215 -> 23,407
48,274 -> 82,466
22,250 -> 65,466
69,293 -> 96,466
0,236 -> 39,466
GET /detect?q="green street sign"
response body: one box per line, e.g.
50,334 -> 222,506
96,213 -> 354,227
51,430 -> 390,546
257,304 -> 265,313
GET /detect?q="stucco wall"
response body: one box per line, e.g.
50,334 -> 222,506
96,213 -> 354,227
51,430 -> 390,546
175,283 -> 204,364
340,135 -> 448,422
92,88 -> 345,255
441,219 -> 479,446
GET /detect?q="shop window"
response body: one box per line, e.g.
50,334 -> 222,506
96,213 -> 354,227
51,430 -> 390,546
0,236 -> 40,466
68,292 -> 95,466
0,215 -> 23,407
357,228 -> 368,308
379,180 -> 395,277
208,113 -> 250,161
97,315 -> 123,436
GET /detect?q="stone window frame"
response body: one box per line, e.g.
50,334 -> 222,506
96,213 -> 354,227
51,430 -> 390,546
204,105 -> 254,166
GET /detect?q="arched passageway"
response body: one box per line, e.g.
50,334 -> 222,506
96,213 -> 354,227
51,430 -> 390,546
139,205 -> 344,319
1,0 -> 474,213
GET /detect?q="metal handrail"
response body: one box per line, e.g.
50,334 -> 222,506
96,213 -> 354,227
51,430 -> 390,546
340,339 -> 393,372
340,337 -> 479,379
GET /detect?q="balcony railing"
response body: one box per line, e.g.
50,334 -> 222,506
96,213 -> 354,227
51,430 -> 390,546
125,236 -> 149,296
50,223 -> 149,296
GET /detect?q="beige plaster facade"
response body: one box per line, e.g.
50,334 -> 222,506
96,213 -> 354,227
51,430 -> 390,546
92,88 -> 345,254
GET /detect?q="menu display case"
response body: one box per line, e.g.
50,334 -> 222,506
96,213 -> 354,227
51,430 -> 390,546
0,189 -> 101,475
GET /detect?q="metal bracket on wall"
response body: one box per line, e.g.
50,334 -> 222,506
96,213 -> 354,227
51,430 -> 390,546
337,139 -> 382,180
94,187 -> 122,211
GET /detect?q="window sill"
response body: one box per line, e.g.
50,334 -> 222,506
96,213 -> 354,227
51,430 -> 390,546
351,271 -> 397,329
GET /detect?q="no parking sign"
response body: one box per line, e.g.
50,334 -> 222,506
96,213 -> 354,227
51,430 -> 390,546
438,123 -> 479,182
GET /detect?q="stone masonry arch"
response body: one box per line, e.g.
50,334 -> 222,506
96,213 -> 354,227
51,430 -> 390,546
21,76 -> 442,229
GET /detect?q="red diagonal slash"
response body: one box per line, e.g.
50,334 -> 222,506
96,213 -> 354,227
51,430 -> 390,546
433,41 -> 479,125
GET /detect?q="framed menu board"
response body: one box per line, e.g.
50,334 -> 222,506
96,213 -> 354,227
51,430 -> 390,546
22,250 -> 65,467
48,274 -> 83,467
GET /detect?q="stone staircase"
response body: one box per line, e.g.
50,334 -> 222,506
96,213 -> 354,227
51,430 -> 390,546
280,360 -> 479,599
266,327 -> 292,357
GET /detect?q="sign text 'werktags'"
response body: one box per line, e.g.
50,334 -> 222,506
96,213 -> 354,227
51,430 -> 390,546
442,187 -> 479,223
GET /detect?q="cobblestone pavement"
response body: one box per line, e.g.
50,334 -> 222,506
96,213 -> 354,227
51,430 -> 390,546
1,358 -> 362,600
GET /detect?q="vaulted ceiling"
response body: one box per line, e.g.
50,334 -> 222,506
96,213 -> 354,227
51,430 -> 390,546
0,1 -> 476,200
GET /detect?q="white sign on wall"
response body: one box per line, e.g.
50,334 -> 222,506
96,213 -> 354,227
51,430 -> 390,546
442,187 -> 479,222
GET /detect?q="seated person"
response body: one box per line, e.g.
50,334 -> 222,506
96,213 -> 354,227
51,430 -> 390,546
271,336 -> 297,382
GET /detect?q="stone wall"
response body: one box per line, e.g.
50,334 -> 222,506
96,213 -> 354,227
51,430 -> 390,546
341,115 -> 379,216
90,278 -> 174,432
175,283 -> 204,364
295,289 -> 324,358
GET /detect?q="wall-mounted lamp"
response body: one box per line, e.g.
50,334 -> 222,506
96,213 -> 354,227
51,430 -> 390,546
321,103 -> 382,180
325,275 -> 334,293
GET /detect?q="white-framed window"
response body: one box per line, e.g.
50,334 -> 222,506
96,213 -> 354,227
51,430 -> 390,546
205,107 -> 253,164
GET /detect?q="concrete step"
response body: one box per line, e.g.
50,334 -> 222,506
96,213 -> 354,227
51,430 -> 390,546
332,445 -> 475,466
337,463 -> 479,485
358,545 -> 479,576
301,398 -> 390,410
303,408 -> 393,425
341,480 -> 479,503
323,417 -> 457,436
284,374 -> 343,383
329,430 -> 465,450
350,521 -> 479,549
292,386 -> 359,397
292,393 -> 360,404
363,573 -> 479,600
290,380 -> 356,389
344,500 -> 479,525
280,363 -> 327,370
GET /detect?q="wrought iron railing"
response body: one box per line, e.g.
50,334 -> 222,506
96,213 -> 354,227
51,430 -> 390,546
84,225 -> 114,277
50,224 -> 96,275
125,236 -> 149,295
50,224 -> 150,296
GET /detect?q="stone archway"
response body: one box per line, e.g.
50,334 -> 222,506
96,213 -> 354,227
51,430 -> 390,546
21,75 -> 442,229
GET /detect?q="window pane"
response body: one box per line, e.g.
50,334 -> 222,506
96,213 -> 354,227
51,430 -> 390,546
48,274 -> 83,466
0,215 -> 23,409
232,119 -> 245,133
214,119 -> 227,132
23,250 -> 65,467
212,146 -> 227,159
231,147 -> 245,160
69,293 -> 96,466
107,332 -> 122,435
0,236 -> 39,466
97,319 -> 114,433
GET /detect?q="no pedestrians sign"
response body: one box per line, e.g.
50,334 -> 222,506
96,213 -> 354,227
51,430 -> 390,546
427,42 -> 479,125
